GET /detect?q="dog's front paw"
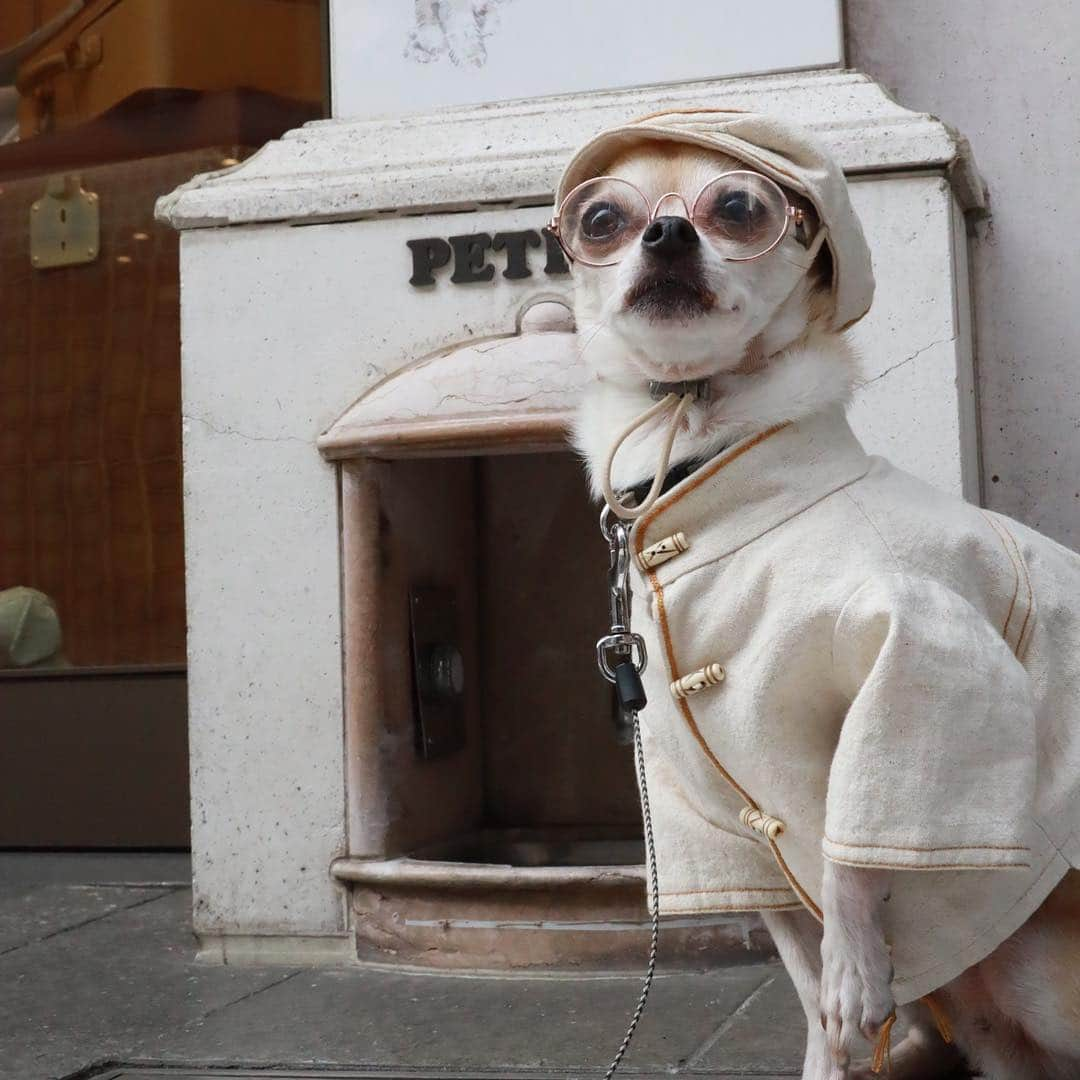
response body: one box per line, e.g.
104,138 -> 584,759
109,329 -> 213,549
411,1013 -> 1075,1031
819,921 -> 895,1068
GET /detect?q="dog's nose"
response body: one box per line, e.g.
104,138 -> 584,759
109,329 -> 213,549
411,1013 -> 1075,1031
641,215 -> 699,259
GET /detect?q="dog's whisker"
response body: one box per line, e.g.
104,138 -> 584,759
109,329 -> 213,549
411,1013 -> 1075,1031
576,319 -> 612,363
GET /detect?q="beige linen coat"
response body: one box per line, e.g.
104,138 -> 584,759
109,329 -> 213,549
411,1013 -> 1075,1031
633,407 -> 1080,1003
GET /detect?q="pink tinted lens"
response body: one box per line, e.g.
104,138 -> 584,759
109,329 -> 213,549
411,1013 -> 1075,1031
559,178 -> 651,265
693,172 -> 789,259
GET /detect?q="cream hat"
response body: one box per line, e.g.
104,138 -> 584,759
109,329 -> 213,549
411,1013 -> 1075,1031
555,109 -> 875,332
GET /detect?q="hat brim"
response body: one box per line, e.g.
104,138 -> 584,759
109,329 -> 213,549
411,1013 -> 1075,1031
556,124 -> 814,206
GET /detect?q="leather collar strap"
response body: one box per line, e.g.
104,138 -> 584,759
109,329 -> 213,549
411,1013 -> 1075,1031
648,378 -> 711,402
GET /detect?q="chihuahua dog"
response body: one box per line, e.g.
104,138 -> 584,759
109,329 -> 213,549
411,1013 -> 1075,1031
566,140 -> 1080,1080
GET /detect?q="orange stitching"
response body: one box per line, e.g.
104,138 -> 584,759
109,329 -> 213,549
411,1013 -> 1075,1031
1000,521 -> 1036,656
1018,619 -> 1036,663
825,857 -> 1031,871
768,837 -> 823,922
649,576 -> 756,806
635,424 -> 789,541
825,838 -> 1029,854
635,423 -> 821,920
660,886 -> 796,898
980,510 -> 1021,645
660,900 -> 805,914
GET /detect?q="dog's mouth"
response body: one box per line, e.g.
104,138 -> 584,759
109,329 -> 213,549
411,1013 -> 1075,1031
623,271 -> 716,322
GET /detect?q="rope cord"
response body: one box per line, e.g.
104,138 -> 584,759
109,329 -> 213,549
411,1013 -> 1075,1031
600,393 -> 692,521
603,713 -> 661,1080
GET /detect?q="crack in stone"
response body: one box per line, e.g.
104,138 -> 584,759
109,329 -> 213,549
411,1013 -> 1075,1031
431,377 -> 573,411
680,972 -> 778,1070
183,414 -> 310,445
0,887 -> 182,958
190,968 -> 303,1024
859,335 -> 957,389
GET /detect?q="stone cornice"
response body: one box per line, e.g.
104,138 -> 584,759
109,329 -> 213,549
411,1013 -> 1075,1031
157,69 -> 984,230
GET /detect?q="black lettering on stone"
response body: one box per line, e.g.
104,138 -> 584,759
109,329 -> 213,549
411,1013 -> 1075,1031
491,230 -> 542,280
449,233 -> 496,283
407,237 -> 452,286
542,226 -> 570,276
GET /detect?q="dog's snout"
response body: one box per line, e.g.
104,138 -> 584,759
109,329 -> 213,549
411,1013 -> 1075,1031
641,215 -> 699,259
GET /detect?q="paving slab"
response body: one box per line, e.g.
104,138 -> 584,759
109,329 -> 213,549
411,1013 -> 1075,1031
684,968 -> 807,1074
93,1071 -> 798,1080
0,889 -> 297,1080
95,1071 -> 798,1080
0,862 -> 811,1080
690,975 -> 971,1080
0,884 -> 174,956
147,963 -> 780,1074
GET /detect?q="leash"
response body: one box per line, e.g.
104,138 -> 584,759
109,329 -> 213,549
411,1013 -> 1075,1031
596,505 -> 661,1079
595,378 -> 713,1075
604,710 -> 661,1080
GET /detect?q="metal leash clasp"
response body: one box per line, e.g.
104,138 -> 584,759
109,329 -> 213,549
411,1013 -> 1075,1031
598,506 -> 648,738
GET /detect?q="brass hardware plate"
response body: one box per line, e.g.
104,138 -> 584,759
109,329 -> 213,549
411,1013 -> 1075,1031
30,174 -> 100,269
408,586 -> 466,760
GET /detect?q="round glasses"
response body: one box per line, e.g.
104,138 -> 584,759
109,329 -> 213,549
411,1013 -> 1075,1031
551,170 -> 805,267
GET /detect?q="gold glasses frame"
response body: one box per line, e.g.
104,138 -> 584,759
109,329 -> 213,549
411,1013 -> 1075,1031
549,169 -> 807,268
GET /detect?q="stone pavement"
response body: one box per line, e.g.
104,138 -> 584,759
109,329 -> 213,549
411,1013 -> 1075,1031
0,854 -> 813,1080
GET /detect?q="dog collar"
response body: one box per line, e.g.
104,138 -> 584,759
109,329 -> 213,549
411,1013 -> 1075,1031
648,378 -> 711,402
602,337 -> 767,521
622,454 -> 708,509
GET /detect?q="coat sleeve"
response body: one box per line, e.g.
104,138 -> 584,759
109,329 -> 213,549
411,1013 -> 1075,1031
825,572 -> 1037,870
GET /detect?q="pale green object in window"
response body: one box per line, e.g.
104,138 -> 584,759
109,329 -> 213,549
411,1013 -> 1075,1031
0,587 -> 62,668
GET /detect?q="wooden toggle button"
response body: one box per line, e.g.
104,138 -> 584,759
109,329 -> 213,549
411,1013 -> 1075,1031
669,662 -> 725,700
638,532 -> 689,571
739,806 -> 786,840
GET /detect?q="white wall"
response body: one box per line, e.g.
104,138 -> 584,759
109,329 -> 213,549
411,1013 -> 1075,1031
330,0 -> 842,119
847,0 -> 1080,549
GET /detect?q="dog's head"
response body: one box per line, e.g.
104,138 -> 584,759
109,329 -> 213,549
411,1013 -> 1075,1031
557,140 -> 835,386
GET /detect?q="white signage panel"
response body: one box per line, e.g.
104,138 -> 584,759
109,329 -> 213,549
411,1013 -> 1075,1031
329,1 -> 844,120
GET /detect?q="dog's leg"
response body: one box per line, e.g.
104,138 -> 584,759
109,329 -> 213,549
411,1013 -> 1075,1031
819,862 -> 895,1072
936,871 -> 1080,1080
761,908 -> 839,1080
936,968 -> 1053,1080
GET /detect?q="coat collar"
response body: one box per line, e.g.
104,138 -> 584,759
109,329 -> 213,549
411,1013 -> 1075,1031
630,406 -> 871,574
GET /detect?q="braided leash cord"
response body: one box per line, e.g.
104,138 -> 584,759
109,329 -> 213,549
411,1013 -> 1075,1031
604,713 -> 661,1080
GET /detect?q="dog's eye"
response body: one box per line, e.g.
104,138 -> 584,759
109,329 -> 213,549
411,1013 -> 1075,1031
581,201 -> 626,241
712,190 -> 758,226
694,173 -> 790,257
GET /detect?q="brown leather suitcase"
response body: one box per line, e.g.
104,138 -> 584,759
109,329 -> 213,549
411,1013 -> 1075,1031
0,146 -> 248,667
10,0 -> 322,137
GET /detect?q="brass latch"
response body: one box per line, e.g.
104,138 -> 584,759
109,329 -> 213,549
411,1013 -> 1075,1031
30,174 -> 100,270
